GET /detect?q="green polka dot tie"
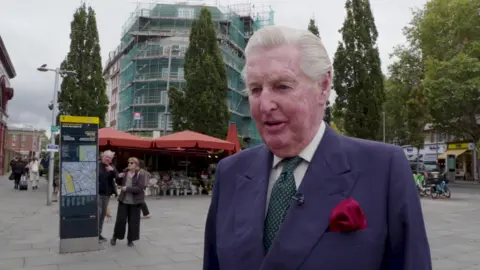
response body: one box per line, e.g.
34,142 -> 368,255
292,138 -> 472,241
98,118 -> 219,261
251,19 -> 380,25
263,156 -> 303,253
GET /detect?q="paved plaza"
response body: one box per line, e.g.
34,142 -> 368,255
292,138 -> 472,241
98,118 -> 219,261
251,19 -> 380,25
0,177 -> 479,269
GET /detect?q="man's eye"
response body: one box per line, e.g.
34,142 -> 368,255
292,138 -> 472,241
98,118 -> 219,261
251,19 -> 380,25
250,87 -> 261,93
277,84 -> 290,90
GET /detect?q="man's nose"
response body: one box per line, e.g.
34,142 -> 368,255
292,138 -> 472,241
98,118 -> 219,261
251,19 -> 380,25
258,90 -> 278,112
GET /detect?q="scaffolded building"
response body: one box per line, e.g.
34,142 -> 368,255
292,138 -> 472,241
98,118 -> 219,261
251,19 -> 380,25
104,1 -> 274,146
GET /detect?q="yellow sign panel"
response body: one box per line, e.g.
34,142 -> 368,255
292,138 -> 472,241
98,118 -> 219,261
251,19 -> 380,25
448,143 -> 469,150
60,115 -> 99,124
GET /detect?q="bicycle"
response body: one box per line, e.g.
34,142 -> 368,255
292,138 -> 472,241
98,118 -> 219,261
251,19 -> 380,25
430,179 -> 451,199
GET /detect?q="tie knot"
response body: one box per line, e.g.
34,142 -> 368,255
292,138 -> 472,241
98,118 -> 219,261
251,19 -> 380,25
282,156 -> 303,173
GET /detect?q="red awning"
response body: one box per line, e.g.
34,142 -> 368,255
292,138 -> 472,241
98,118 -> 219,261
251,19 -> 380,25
99,128 -> 152,148
153,130 -> 235,151
226,122 -> 241,153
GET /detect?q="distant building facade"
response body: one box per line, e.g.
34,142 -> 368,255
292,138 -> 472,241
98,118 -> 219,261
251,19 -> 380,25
6,127 -> 45,157
0,35 -> 16,174
104,50 -> 121,128
103,2 -> 274,147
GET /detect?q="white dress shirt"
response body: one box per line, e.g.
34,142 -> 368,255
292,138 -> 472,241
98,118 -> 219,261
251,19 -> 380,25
266,121 -> 326,210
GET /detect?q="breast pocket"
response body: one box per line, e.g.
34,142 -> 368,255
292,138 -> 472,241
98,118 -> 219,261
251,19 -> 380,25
302,229 -> 385,270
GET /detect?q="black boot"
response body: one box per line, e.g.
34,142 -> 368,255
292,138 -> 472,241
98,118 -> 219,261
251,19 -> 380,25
127,241 -> 134,247
110,238 -> 116,246
99,235 -> 107,242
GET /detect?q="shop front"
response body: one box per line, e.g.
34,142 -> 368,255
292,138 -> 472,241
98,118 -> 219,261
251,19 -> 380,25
0,36 -> 16,175
403,143 -> 447,162
438,142 -> 475,180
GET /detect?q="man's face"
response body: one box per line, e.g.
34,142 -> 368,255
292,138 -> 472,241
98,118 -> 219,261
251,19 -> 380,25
101,155 -> 112,165
246,44 -> 329,157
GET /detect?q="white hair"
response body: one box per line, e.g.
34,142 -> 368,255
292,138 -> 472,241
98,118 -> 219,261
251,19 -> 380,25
242,25 -> 332,85
102,150 -> 115,158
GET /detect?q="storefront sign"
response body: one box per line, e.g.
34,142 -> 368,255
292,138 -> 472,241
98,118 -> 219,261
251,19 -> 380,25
448,143 -> 470,150
402,143 -> 447,158
59,115 -> 101,253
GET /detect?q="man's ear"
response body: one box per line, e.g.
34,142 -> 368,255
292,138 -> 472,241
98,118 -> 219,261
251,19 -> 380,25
318,71 -> 332,105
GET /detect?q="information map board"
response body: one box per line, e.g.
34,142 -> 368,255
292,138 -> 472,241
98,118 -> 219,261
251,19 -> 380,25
59,115 -> 101,253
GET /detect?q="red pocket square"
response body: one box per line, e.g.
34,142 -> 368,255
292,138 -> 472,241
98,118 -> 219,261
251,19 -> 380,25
329,198 -> 367,232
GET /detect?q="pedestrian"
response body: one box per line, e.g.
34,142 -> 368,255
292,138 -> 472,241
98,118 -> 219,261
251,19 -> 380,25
28,157 -> 40,190
98,150 -> 118,242
111,157 -> 147,247
203,25 -> 431,269
11,157 -> 25,190
139,159 -> 151,219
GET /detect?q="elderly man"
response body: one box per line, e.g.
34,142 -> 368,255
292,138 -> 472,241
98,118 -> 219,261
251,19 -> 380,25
203,26 -> 431,270
98,150 -> 118,241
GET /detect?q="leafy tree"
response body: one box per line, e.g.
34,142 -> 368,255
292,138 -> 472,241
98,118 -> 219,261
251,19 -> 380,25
306,18 -> 332,124
419,0 -> 480,158
418,0 -> 480,179
406,85 -> 429,172
383,8 -> 425,146
58,4 -> 108,127
424,53 -> 480,144
324,100 -> 332,125
169,8 -> 229,138
333,0 -> 384,140
307,18 -> 319,37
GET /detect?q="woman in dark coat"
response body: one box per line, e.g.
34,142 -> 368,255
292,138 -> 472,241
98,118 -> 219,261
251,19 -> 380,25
110,157 -> 147,247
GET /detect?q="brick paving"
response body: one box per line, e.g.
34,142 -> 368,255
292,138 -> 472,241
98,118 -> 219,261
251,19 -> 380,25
0,175 -> 479,269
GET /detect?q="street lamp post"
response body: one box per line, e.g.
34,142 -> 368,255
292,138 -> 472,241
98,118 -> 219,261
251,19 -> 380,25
37,64 -> 76,206
382,111 -> 386,143
163,45 -> 180,136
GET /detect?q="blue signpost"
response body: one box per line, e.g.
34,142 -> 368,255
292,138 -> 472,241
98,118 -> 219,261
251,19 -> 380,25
59,116 -> 101,253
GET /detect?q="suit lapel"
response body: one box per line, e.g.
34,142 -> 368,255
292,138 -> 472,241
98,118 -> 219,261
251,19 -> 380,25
261,127 -> 359,270
233,145 -> 272,269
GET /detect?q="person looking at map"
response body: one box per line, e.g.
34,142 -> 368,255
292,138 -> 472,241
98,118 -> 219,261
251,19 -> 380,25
98,150 -> 118,242
110,157 -> 147,247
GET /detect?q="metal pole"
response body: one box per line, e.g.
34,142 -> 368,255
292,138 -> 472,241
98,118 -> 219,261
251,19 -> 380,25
163,46 -> 173,136
436,132 -> 439,160
473,142 -> 478,181
47,68 -> 60,206
382,111 -> 386,143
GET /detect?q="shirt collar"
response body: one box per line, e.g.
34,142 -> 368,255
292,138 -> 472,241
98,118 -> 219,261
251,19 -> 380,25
272,121 -> 326,168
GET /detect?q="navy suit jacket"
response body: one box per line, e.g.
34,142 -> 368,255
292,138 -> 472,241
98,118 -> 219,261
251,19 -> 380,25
203,126 -> 432,270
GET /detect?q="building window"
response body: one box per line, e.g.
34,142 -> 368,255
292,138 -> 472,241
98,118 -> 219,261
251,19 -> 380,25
177,8 -> 194,19
158,113 -> 173,130
178,68 -> 184,79
133,94 -> 145,104
12,135 -> 16,141
179,45 -> 187,56
160,90 -> 169,105
172,45 -> 180,56
163,46 -> 169,56
439,133 -> 446,142
11,143 -> 15,147
162,68 -> 169,79
21,135 -> 26,141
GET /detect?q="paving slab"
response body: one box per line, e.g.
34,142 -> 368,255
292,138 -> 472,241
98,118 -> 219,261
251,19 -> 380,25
0,175 -> 479,269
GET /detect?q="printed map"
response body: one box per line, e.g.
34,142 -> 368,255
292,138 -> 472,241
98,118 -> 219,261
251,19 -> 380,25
79,145 -> 97,162
61,162 -> 96,196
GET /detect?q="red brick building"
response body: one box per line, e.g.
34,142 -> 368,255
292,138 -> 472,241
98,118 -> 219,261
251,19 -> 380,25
6,128 -> 45,157
0,36 -> 16,174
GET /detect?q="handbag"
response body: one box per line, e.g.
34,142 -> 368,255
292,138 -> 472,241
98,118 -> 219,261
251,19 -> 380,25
8,173 -> 14,181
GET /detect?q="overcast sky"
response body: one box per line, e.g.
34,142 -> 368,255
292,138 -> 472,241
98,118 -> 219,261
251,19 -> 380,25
0,0 -> 427,136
